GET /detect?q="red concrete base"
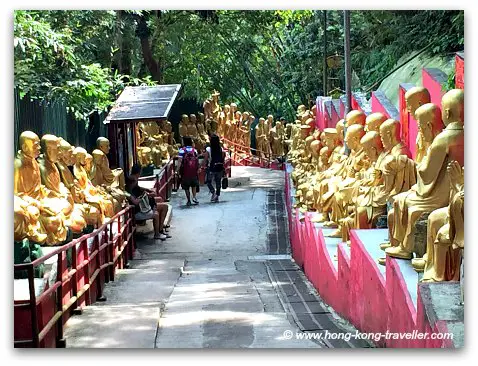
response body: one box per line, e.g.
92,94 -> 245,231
284,178 -> 459,348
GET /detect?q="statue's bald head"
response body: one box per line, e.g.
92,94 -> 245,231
73,146 -> 88,165
344,124 -> 365,150
323,128 -> 338,150
40,134 -> 59,150
441,89 -> 464,126
365,112 -> 388,132
96,137 -> 110,153
19,131 -> 41,159
379,119 -> 401,150
405,86 -> 431,116
345,110 -> 366,127
360,131 -> 383,159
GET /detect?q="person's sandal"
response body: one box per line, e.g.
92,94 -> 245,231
192,198 -> 199,204
154,233 -> 167,241
186,201 -> 192,206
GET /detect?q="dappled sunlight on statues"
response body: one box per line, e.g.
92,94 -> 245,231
14,131 -> 68,245
386,89 -> 464,261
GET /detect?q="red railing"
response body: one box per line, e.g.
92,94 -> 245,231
221,137 -> 285,171
14,205 -> 135,348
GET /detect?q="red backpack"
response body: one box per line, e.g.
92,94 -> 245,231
181,149 -> 199,179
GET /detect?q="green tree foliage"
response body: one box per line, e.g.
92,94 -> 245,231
14,10 -> 155,121
14,10 -> 464,123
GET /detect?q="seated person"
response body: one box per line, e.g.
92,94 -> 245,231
126,164 -> 171,241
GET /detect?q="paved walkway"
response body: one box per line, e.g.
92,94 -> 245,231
64,166 -> 370,348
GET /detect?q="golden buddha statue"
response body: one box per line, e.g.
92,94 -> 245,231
37,134 -> 87,234
231,110 -> 241,144
188,114 -> 202,151
56,138 -> 103,228
408,104 -> 456,271
14,131 -> 69,245
138,146 -> 153,167
386,89 -> 464,260
341,119 -> 414,245
405,86 -> 431,163
211,91 -> 221,121
365,112 -> 388,132
296,105 -> 307,118
312,128 -> 344,222
253,118 -> 265,158
270,121 -> 285,158
179,115 -> 189,140
220,104 -> 231,139
421,161 -> 463,282
325,131 -> 385,238
14,194 -> 47,243
345,110 -> 366,127
319,124 -> 368,227
91,137 -> 126,213
203,98 -> 213,120
73,147 -> 115,220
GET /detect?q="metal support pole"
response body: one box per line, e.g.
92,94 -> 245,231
343,10 -> 352,155
323,10 -> 328,97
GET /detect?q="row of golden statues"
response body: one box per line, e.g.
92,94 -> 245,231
202,91 -> 289,159
14,133 -> 127,246
136,120 -> 178,167
288,88 -> 464,283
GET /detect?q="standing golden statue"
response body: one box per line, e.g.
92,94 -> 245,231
386,89 -> 464,260
14,131 -> 69,245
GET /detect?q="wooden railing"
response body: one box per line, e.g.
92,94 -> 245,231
14,206 -> 135,348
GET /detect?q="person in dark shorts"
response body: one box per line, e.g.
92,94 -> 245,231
201,134 -> 226,202
177,136 -> 200,206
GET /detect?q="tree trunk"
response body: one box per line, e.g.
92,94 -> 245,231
137,16 -> 161,82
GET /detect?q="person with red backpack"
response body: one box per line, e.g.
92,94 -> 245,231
177,136 -> 200,206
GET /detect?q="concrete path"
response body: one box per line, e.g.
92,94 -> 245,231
64,166 -> 365,348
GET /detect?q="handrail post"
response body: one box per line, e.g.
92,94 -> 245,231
28,265 -> 39,348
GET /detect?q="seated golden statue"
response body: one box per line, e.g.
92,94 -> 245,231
314,111 -> 366,225
14,194 -> 47,243
73,147 -> 115,220
405,86 -> 431,163
37,134 -> 87,234
179,114 -> 189,140
56,138 -> 104,228
14,131 -> 69,245
91,137 -> 126,213
91,137 -> 125,190
347,120 -> 414,243
421,161 -> 463,282
386,90 -> 464,260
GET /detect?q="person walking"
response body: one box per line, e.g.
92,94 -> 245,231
202,134 -> 226,202
177,136 -> 200,206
